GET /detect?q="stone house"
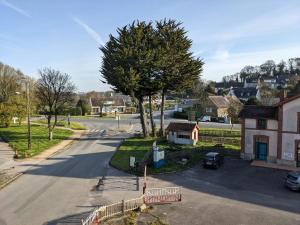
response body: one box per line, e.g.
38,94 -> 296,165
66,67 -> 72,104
204,96 -> 240,118
166,122 -> 199,145
239,93 -> 300,167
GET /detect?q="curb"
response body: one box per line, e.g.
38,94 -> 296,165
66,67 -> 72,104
0,130 -> 86,190
0,172 -> 23,190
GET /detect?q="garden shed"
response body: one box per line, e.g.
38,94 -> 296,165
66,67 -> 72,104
166,122 -> 199,145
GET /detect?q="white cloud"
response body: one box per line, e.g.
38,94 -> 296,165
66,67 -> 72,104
194,6 -> 300,44
0,0 -> 31,18
72,16 -> 105,46
217,9 -> 300,41
211,49 -> 230,61
203,45 -> 300,81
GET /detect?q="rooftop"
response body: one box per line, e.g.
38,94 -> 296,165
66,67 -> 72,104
239,105 -> 278,119
166,122 -> 199,132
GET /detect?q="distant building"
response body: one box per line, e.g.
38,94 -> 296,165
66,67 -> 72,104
204,96 -> 240,119
90,97 -> 126,115
167,122 -> 199,145
227,86 -> 258,102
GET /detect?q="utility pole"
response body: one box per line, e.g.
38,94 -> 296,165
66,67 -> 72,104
26,79 -> 31,153
21,78 -> 31,156
143,165 -> 147,194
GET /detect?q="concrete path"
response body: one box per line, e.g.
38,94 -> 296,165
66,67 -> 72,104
0,139 -> 14,169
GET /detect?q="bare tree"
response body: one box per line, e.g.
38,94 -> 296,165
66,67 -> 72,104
227,97 -> 243,123
36,68 -> 76,140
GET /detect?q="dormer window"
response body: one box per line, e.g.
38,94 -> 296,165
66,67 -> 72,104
257,119 -> 267,129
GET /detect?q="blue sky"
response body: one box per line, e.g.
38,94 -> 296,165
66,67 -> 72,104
1,0 -> 300,92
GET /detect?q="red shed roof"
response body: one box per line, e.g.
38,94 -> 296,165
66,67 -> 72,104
166,122 -> 199,132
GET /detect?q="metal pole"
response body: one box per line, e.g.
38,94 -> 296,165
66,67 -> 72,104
26,79 -> 31,153
118,115 -> 120,129
143,165 -> 147,194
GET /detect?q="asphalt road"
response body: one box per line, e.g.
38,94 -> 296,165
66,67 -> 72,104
147,158 -> 300,225
0,120 -> 127,225
0,115 -> 240,225
73,111 -> 241,131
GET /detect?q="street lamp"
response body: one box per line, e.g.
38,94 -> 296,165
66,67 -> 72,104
17,78 -> 31,154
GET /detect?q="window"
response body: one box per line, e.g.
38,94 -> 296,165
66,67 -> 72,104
206,107 -> 212,113
177,134 -> 190,139
257,119 -> 267,129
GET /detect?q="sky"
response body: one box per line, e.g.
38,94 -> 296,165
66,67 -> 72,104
1,0 -> 300,92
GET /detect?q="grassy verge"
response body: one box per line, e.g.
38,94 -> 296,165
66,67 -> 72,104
0,124 -> 73,158
110,137 -> 155,171
110,137 -> 241,174
35,119 -> 86,130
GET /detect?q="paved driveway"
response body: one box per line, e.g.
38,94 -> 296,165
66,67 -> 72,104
146,158 -> 300,225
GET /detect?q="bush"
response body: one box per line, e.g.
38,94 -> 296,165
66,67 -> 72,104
173,111 -> 188,119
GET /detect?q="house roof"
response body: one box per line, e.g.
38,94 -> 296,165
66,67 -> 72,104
275,93 -> 300,106
232,87 -> 257,99
208,96 -> 229,108
239,105 -> 278,119
166,122 -> 199,132
90,98 -> 102,107
215,81 -> 243,89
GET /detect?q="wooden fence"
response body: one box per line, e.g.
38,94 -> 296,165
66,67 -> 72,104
199,136 -> 240,145
81,196 -> 144,225
144,187 -> 181,204
81,187 -> 181,225
200,130 -> 240,138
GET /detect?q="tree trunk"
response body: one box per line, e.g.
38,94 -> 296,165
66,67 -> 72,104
47,115 -> 53,140
148,95 -> 156,137
159,89 -> 166,136
99,106 -> 103,117
138,97 -> 149,137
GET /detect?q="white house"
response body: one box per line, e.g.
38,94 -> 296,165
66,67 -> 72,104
90,98 -> 126,115
239,93 -> 300,167
166,122 -> 199,146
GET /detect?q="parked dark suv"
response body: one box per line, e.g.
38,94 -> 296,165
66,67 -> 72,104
285,171 -> 300,191
203,152 -> 224,169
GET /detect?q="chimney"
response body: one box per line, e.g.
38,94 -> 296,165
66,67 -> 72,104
279,89 -> 288,101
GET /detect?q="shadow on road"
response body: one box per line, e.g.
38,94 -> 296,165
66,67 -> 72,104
151,158 -> 300,214
23,152 -> 113,179
43,210 -> 91,225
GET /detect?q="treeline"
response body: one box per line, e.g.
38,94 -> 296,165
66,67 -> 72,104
0,63 -> 76,140
100,19 -> 204,137
0,62 -> 29,127
222,58 -> 300,83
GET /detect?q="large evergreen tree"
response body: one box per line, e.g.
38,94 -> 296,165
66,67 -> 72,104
155,19 -> 203,135
100,21 -> 159,137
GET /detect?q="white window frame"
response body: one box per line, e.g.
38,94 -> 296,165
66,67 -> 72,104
206,107 -> 212,113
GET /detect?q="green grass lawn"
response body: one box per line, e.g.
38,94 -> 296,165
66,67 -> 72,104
110,137 -> 155,171
0,124 -> 73,158
110,136 -> 241,174
35,119 -> 86,130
